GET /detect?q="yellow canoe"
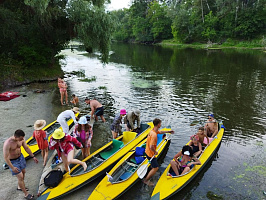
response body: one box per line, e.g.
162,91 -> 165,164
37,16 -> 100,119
37,122 -> 153,200
151,124 -> 225,200
21,112 -> 79,159
88,128 -> 172,200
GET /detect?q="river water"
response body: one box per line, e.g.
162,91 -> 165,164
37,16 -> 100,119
0,43 -> 265,200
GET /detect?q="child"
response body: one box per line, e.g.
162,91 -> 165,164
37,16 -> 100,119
197,127 -> 209,146
70,94 -> 79,105
188,134 -> 202,157
33,120 -> 48,166
74,116 -> 93,159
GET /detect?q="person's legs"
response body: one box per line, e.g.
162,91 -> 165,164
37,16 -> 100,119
16,172 -> 29,197
61,153 -> 69,172
67,150 -> 87,171
100,115 -> 106,122
86,147 -> 90,156
60,91 -> 64,105
112,131 -> 118,139
43,148 -> 48,166
170,160 -> 180,176
81,148 -> 86,159
181,166 -> 191,175
65,91 -> 68,104
59,120 -> 69,134
143,167 -> 158,186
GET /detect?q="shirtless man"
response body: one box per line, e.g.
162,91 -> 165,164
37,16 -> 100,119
3,129 -> 38,200
85,98 -> 106,122
204,114 -> 218,138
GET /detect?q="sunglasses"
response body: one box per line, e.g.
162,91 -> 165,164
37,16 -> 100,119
208,117 -> 213,119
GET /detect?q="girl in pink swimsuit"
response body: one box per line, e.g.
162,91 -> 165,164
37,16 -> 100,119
58,78 -> 68,105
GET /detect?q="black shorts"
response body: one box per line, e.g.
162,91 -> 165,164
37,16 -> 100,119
146,154 -> 159,168
95,107 -> 104,116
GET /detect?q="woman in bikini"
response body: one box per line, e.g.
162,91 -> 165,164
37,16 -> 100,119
49,129 -> 87,172
188,134 -> 202,157
58,78 -> 68,105
170,145 -> 201,176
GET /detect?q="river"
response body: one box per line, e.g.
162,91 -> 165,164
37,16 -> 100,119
0,43 -> 265,200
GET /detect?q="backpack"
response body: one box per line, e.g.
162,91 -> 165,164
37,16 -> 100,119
44,169 -> 63,188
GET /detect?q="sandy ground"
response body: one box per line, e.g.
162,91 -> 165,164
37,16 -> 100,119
0,84 -> 111,200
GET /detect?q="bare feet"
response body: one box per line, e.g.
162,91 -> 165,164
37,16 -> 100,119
142,179 -> 154,186
82,162 -> 87,171
43,162 -> 46,167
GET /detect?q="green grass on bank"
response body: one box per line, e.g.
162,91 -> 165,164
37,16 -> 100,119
160,37 -> 266,49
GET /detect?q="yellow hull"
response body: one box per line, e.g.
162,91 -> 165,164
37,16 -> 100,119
38,122 -> 154,200
21,112 -> 79,159
151,125 -> 224,200
88,128 -> 172,200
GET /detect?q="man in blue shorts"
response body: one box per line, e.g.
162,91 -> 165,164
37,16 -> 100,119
3,129 -> 38,199
85,98 -> 106,122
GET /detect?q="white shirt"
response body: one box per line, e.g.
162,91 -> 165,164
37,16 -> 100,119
57,110 -> 77,123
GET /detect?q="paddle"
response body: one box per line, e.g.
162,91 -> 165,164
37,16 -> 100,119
137,134 -> 171,179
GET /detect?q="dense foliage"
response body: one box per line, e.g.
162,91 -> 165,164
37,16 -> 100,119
0,0 -> 114,67
111,0 -> 266,43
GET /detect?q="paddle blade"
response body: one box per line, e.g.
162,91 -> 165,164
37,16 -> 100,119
137,163 -> 149,179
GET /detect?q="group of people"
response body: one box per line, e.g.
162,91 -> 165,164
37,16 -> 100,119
3,87 -> 218,199
142,114 -> 218,186
58,78 -> 79,106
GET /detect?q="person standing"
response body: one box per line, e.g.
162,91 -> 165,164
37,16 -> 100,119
143,118 -> 174,186
85,98 -> 106,122
33,120 -> 49,166
73,116 -> 93,159
49,129 -> 87,172
57,107 -> 79,134
3,129 -> 39,200
58,78 -> 68,105
110,109 -> 127,139
124,110 -> 140,131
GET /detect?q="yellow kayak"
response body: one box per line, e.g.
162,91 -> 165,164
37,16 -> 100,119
88,127 -> 172,200
21,112 -> 79,159
151,123 -> 225,200
37,122 -> 153,200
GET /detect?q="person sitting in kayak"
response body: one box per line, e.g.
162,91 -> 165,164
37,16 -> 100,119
204,114 -> 218,138
49,129 -> 87,172
188,135 -> 202,157
196,127 -> 209,146
73,116 -> 93,159
169,145 -> 201,176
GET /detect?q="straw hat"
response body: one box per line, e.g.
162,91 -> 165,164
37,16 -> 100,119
34,120 -> 46,130
52,129 -> 65,140
72,107 -> 79,113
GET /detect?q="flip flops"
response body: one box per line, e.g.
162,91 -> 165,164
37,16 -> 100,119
17,187 -> 29,191
24,194 -> 34,200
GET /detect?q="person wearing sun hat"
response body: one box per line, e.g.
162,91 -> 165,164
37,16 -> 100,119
49,129 -> 87,172
57,107 -> 79,134
124,109 -> 140,132
169,145 -> 201,177
33,120 -> 49,166
110,109 -> 127,139
204,113 -> 218,138
73,116 -> 93,159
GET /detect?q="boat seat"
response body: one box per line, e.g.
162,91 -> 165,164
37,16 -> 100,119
120,172 -> 132,180
130,158 -> 137,164
99,139 -> 124,160
122,131 -> 137,145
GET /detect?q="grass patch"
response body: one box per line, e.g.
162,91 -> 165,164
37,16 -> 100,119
68,70 -> 85,78
79,76 -> 97,82
98,86 -> 107,90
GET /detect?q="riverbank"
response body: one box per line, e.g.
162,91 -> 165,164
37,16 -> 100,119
0,62 -> 64,91
158,38 -> 266,50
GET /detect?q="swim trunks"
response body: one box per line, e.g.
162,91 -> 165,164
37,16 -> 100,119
95,107 -> 104,116
9,154 -> 26,176
145,154 -> 159,168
